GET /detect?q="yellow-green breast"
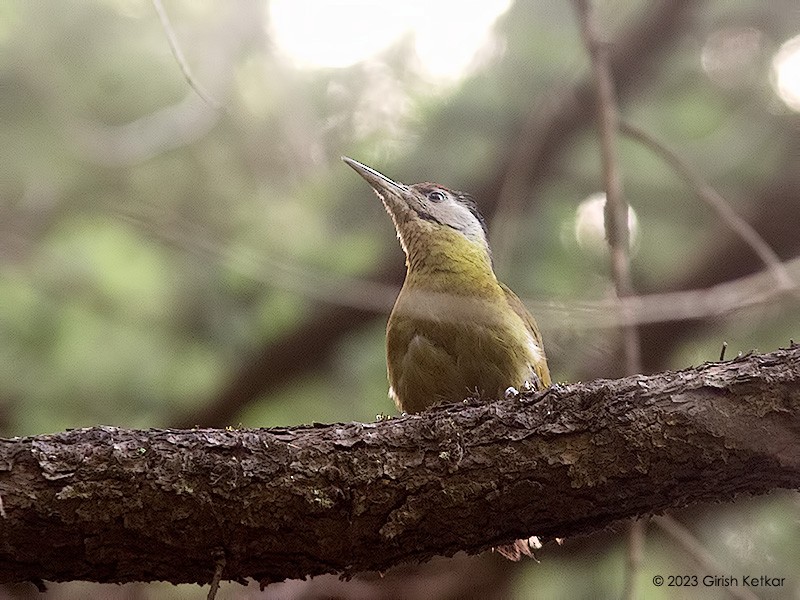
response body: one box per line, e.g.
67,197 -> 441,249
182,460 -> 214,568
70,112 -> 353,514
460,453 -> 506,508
386,224 -> 549,413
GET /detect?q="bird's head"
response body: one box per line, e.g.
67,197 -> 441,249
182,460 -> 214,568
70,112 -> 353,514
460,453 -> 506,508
343,157 -> 490,269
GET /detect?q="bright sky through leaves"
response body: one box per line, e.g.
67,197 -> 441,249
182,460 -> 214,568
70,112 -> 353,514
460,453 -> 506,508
268,0 -> 512,80
773,34 -> 800,112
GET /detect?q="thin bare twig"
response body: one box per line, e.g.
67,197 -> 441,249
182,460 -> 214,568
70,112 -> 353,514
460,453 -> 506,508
574,2 -> 646,597
655,516 -> 761,600
619,121 -> 795,292
574,0 -> 642,377
207,551 -> 226,600
151,0 -> 222,109
488,0 -> 700,273
609,256 -> 799,327
622,519 -> 647,600
122,208 -> 800,333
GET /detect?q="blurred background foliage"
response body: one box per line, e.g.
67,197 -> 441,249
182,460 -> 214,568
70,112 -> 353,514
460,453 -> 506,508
1,0 -> 799,598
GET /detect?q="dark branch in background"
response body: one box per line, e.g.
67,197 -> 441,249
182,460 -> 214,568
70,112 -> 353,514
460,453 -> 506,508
619,121 -> 795,292
574,173 -> 800,380
634,169 -> 800,376
173,0 -> 702,428
3,346 -> 799,586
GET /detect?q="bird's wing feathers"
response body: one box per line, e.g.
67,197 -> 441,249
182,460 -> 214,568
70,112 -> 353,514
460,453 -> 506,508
499,283 -> 551,387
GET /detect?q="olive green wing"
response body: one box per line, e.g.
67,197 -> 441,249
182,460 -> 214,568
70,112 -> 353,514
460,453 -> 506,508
500,282 -> 551,387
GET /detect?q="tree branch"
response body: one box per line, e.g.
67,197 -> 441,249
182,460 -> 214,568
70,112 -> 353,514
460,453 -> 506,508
151,0 -> 221,109
2,346 -> 799,586
619,120 -> 795,292
573,0 -> 642,368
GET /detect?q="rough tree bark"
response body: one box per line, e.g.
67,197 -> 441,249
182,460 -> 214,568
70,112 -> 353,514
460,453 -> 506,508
1,346 -> 799,587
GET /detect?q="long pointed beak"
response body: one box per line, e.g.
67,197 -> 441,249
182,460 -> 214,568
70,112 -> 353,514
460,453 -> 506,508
342,156 -> 419,234
342,156 -> 409,196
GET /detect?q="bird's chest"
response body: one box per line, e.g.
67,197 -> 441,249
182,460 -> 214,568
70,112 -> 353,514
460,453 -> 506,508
386,287 -> 534,412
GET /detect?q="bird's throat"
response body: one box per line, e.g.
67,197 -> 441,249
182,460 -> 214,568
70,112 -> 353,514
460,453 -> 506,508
400,222 -> 498,297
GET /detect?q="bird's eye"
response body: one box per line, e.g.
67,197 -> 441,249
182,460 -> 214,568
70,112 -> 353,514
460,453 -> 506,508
428,190 -> 446,202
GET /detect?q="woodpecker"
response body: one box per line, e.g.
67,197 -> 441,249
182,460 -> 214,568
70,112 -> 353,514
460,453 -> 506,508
343,157 -> 550,559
